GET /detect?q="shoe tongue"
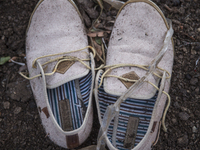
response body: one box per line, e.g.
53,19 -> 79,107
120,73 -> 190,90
103,64 -> 159,99
43,52 -> 90,89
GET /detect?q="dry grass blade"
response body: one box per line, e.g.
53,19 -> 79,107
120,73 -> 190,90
103,0 -> 124,10
96,0 -> 104,9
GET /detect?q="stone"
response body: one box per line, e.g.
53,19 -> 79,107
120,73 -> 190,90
179,7 -> 185,15
7,77 -> 32,102
191,49 -> 197,55
172,0 -> 180,6
0,128 -> 4,133
178,55 -> 183,59
172,19 -> 181,25
182,47 -> 188,53
190,86 -> 195,92
192,134 -> 196,140
190,78 -> 198,85
3,101 -> 10,109
198,28 -> 200,32
195,87 -> 199,93
174,101 -> 180,108
185,74 -> 192,80
29,101 -> 37,110
196,9 -> 200,14
192,126 -> 198,133
177,135 -> 188,146
14,107 -> 22,115
195,110 -> 200,118
172,118 -> 177,124
179,112 -> 190,121
195,43 -> 200,51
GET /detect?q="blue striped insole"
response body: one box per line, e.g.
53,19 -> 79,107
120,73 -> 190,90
98,73 -> 157,150
47,71 -> 92,130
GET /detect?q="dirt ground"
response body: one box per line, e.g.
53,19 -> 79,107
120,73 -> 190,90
0,0 -> 200,149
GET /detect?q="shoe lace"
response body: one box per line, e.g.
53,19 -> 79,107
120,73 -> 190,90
98,63 -> 171,132
19,46 -> 104,80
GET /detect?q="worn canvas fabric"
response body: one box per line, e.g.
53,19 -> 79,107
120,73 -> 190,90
95,0 -> 174,149
26,0 -> 95,148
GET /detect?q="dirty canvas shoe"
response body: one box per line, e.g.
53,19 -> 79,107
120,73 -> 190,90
24,0 -> 95,148
94,0 -> 174,149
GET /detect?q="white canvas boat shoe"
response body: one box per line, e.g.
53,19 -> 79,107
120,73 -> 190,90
94,0 -> 174,149
24,0 -> 95,148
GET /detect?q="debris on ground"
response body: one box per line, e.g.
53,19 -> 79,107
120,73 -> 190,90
0,56 -> 11,65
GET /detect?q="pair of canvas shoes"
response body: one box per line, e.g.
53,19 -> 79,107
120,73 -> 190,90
24,0 -> 174,149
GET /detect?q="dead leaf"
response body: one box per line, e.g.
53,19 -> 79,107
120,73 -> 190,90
92,38 -> 102,61
9,56 -> 18,62
94,22 -> 104,29
103,0 -> 124,10
80,7 -> 91,27
88,31 -> 104,37
18,65 -> 27,72
95,37 -> 102,45
104,26 -> 113,31
0,56 -> 11,65
107,20 -> 115,24
94,23 -> 101,28
96,0 -> 104,9
106,16 -> 113,21
19,53 -> 26,57
87,31 -> 111,37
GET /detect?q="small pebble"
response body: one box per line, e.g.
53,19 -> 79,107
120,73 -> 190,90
0,128 -> 4,133
198,28 -> 200,32
182,47 -> 188,53
192,134 -> 196,140
29,101 -> 36,110
172,118 -> 177,124
178,55 -> 183,59
192,126 -> 198,133
179,7 -> 185,15
172,0 -> 180,6
174,101 -> 180,108
196,9 -> 200,14
185,74 -> 192,80
179,112 -> 190,121
190,78 -> 198,85
194,43 -> 200,51
191,49 -> 197,55
177,135 -> 188,146
195,87 -> 199,93
14,107 -> 22,115
3,101 -> 10,109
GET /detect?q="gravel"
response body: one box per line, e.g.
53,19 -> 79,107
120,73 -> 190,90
192,126 -> 198,133
190,78 -> 198,85
0,0 -> 200,149
13,107 -> 22,115
177,135 -> 189,147
179,112 -> 190,121
3,101 -> 10,109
